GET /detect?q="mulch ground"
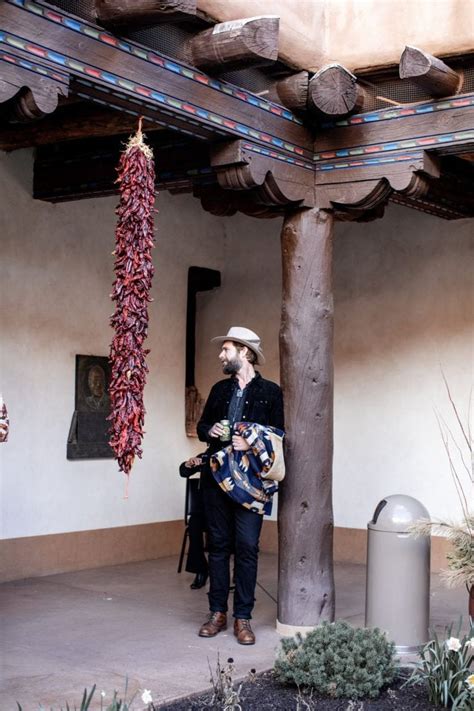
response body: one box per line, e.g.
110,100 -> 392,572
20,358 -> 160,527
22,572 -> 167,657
158,670 -> 437,710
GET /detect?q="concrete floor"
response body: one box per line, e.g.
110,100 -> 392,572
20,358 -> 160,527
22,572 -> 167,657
0,554 -> 468,710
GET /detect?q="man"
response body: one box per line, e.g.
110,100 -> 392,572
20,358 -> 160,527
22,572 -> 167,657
197,326 -> 284,645
85,365 -> 110,412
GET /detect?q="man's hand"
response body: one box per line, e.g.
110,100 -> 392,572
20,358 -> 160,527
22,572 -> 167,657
208,422 -> 225,438
184,456 -> 202,468
232,434 -> 250,451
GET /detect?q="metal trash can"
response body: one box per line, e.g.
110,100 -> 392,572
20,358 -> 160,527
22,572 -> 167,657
365,494 -> 430,653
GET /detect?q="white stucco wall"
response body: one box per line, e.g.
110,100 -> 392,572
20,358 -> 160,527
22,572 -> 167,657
199,0 -> 474,72
0,149 -> 226,539
1,148 -> 472,540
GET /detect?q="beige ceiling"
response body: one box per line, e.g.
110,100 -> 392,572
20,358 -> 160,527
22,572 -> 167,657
198,0 -> 474,72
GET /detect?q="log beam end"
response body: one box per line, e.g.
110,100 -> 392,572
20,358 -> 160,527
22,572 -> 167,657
399,45 -> 462,97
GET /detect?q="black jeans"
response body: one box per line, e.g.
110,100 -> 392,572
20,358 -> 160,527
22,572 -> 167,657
204,484 -> 263,619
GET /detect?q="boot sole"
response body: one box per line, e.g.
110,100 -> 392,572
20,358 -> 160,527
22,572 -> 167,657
199,625 -> 227,637
234,631 -> 255,645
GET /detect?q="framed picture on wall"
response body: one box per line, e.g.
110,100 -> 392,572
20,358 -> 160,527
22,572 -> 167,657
67,355 -> 114,460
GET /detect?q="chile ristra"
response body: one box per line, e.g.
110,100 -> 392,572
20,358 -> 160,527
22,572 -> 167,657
109,119 -> 156,476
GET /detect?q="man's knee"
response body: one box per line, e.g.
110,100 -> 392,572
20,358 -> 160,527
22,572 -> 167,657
235,537 -> 259,561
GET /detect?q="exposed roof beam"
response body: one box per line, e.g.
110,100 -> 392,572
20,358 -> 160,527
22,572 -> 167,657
399,46 -> 463,98
0,103 -> 161,151
276,65 -> 370,120
184,16 -> 280,72
308,64 -> 369,119
0,0 -> 310,159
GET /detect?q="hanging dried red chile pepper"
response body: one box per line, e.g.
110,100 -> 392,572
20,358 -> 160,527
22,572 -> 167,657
109,118 -> 156,477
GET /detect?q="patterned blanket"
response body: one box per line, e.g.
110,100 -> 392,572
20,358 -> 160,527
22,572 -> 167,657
210,422 -> 285,515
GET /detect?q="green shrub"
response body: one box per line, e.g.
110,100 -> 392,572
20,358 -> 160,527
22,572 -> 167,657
403,619 -> 474,709
274,620 -> 397,699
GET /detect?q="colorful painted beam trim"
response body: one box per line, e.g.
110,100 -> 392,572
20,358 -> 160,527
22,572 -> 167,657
320,94 -> 474,129
315,150 -> 424,172
0,49 -> 68,85
0,29 -> 308,158
8,0 -> 303,126
314,129 -> 474,162
242,143 -> 314,172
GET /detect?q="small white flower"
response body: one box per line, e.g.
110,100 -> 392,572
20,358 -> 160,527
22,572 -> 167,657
141,689 -> 153,705
465,637 -> 474,650
100,691 -> 106,698
445,636 -> 462,652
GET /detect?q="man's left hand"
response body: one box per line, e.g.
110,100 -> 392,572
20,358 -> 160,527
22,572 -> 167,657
232,435 -> 250,451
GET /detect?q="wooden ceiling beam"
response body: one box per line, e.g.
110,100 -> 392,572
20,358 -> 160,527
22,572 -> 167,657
184,16 -> 280,72
95,0 -> 199,27
276,64 -> 370,120
399,46 -> 463,98
0,1 -> 310,155
276,71 -> 309,113
0,103 -> 161,151
308,64 -> 369,119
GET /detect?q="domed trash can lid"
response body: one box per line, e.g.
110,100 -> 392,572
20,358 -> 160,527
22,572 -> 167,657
368,495 -> 430,533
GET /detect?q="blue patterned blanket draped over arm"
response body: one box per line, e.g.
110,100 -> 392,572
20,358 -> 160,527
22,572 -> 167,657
210,422 -> 285,515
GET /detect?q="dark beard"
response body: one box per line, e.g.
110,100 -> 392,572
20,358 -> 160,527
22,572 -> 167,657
222,358 -> 242,375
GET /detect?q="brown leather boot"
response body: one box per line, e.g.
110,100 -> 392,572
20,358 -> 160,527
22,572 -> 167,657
234,618 -> 255,645
198,611 -> 227,637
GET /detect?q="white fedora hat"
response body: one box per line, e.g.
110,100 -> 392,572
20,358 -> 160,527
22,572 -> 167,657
211,326 -> 265,365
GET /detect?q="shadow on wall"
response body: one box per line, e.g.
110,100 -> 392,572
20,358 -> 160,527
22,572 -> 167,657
333,205 -> 473,364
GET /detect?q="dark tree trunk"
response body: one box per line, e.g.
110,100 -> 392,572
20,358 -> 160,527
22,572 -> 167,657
278,207 -> 335,631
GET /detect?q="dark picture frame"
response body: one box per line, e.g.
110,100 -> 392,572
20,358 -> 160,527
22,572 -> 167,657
67,355 -> 114,460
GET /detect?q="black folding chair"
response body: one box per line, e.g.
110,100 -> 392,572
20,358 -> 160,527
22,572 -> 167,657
177,477 -> 202,573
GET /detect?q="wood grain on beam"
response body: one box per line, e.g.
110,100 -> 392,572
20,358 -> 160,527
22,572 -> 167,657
185,16 -> 279,71
276,71 -> 309,112
399,46 -> 462,97
308,64 -> 368,118
0,104 -> 160,151
0,3 -> 310,153
95,0 -> 198,26
0,60 -> 68,120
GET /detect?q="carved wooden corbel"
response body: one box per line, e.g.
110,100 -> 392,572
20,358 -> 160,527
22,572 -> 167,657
0,62 -> 69,121
210,140 -> 315,210
321,178 -> 392,222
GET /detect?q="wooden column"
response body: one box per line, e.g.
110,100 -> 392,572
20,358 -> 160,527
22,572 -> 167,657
278,207 -> 335,633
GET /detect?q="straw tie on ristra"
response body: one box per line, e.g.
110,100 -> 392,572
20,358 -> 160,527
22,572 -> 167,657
109,117 -> 156,488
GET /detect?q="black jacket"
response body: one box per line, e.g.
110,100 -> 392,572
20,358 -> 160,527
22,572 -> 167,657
197,372 -> 284,459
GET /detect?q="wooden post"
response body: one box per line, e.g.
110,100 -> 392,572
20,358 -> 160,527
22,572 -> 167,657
399,46 -> 462,97
278,207 -> 335,633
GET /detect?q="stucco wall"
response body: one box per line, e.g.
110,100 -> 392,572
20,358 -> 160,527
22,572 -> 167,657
1,148 -> 472,543
0,149 -> 224,539
199,0 -> 474,72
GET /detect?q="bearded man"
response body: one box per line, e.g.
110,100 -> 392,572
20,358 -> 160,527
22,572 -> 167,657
196,326 -> 284,645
